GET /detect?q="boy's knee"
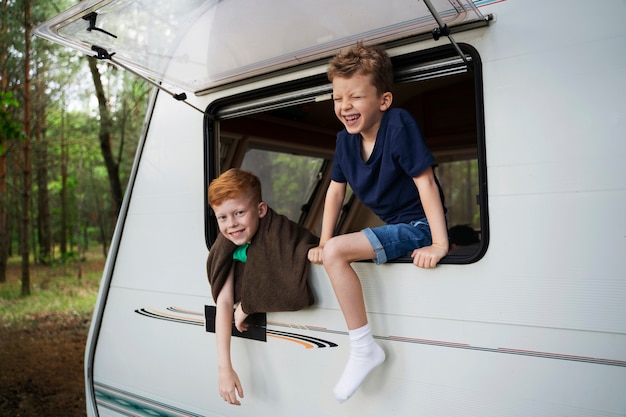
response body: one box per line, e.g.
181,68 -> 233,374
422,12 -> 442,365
322,237 -> 344,264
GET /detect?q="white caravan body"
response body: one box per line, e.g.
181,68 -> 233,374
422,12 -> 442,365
36,1 -> 626,416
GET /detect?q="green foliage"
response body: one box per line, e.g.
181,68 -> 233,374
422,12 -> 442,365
270,154 -> 323,217
0,255 -> 102,327
55,250 -> 78,265
0,91 -> 24,152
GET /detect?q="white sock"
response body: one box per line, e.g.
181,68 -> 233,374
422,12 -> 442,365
333,323 -> 385,403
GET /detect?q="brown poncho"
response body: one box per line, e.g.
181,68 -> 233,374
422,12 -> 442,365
206,208 -> 319,314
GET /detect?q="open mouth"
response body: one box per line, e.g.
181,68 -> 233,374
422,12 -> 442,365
229,230 -> 245,239
343,114 -> 360,126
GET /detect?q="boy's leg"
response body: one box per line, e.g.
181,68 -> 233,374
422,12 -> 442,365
322,232 -> 374,329
322,232 -> 385,403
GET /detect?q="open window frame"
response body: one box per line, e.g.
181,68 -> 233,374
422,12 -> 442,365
204,43 -> 488,264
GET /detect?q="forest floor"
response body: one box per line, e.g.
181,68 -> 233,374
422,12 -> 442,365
0,312 -> 90,417
0,257 -> 104,417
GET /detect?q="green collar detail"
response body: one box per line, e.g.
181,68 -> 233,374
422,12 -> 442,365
232,242 -> 250,263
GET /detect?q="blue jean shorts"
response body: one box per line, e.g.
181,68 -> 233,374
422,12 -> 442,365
362,219 -> 432,265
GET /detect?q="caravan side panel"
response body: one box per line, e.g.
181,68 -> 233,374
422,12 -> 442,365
85,1 -> 626,416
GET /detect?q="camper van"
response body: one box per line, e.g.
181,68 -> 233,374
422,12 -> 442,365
35,0 -> 626,416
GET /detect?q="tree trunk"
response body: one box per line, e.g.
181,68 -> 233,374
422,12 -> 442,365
0,139 -> 7,283
20,0 -> 31,296
36,63 -> 51,265
0,0 -> 8,283
60,106 -> 68,258
87,57 -> 123,217
0,138 -> 7,283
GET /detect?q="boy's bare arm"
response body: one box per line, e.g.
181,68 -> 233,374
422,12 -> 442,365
215,268 -> 244,405
412,168 -> 449,268
308,180 -> 346,264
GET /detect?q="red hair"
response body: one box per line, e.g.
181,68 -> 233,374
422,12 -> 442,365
208,168 -> 262,208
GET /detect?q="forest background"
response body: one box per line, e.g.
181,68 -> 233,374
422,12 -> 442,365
1,3 -> 151,414
0,0 -> 151,295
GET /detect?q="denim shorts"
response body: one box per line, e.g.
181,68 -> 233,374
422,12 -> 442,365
362,219 -> 432,265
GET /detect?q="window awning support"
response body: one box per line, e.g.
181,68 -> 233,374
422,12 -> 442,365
82,12 -> 117,39
90,45 -> 205,114
421,0 -> 470,67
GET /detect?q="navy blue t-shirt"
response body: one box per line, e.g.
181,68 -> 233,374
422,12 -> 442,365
331,107 -> 443,224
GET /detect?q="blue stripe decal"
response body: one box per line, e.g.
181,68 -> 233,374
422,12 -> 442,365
95,382 -> 203,417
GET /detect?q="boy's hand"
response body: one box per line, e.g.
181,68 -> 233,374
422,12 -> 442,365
411,244 -> 448,269
308,246 -> 324,264
234,304 -> 249,332
218,367 -> 244,405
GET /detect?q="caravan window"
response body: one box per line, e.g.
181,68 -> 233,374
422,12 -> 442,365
240,149 -> 325,223
206,44 -> 487,263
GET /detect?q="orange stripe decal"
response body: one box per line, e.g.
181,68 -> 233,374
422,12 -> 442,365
268,334 -> 314,349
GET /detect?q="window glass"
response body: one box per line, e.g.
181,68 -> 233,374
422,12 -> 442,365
240,149 -> 324,222
36,0 -> 485,92
437,159 -> 481,231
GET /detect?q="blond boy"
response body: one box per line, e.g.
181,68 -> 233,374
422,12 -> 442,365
308,43 -> 448,403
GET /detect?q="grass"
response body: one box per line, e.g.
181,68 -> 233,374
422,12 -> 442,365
0,250 -> 105,328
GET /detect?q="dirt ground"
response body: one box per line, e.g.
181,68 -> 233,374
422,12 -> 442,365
0,312 -> 91,416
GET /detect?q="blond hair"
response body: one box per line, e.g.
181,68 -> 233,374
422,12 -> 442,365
327,41 -> 393,95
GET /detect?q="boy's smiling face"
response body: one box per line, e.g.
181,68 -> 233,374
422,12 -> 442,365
332,72 -> 392,141
214,194 -> 267,246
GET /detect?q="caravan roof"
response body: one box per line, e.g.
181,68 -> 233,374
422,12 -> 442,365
35,0 -> 486,93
